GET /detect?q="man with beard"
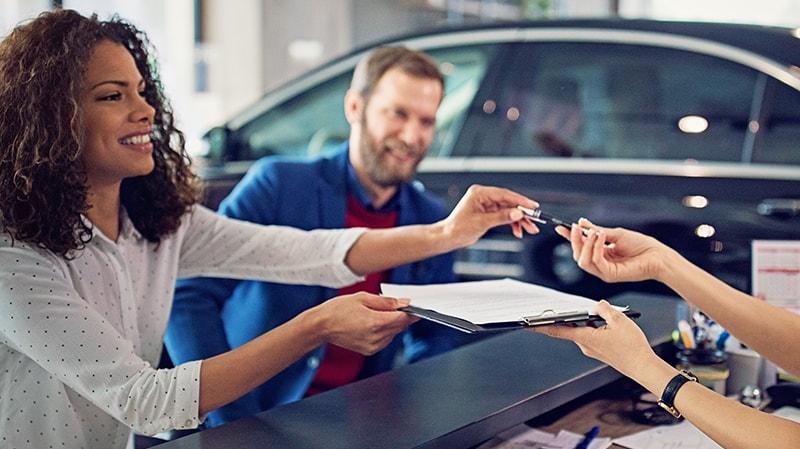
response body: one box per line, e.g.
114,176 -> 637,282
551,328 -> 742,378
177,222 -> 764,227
165,46 -> 473,427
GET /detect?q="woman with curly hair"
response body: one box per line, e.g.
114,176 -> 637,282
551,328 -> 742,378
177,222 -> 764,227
0,9 -> 539,448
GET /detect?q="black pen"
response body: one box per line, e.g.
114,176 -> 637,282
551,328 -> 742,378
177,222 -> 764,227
515,205 -> 572,227
516,206 -> 615,248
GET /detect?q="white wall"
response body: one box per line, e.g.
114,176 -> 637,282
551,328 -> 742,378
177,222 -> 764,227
620,0 -> 800,27
0,0 -> 49,37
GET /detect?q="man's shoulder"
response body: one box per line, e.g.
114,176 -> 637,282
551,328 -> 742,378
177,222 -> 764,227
249,149 -> 345,180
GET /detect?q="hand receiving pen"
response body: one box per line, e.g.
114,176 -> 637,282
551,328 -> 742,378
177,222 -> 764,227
516,206 -> 614,248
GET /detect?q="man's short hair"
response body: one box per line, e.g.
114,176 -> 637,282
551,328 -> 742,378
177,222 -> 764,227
350,46 -> 444,102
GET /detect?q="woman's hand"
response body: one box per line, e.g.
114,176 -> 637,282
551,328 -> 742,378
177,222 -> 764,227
311,292 -> 418,355
555,218 -> 669,283
441,184 -> 540,246
536,300 -> 657,380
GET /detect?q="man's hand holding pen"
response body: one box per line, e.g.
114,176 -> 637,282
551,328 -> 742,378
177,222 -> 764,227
440,185 -> 540,247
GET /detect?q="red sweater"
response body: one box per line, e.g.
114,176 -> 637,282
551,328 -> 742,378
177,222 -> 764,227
306,194 -> 398,396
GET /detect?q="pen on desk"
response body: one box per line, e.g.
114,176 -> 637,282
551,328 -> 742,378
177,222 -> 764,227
574,425 -> 600,449
516,206 -> 614,248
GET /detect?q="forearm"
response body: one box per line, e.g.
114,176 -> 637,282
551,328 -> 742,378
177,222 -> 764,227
658,249 -> 800,375
677,377 -> 800,448
198,308 -> 325,415
628,355 -> 800,449
345,222 -> 456,275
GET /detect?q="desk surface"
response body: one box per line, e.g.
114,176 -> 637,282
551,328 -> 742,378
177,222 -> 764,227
159,293 -> 679,449
530,378 -> 659,448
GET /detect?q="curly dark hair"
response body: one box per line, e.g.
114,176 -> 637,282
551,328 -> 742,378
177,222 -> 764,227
0,9 -> 201,258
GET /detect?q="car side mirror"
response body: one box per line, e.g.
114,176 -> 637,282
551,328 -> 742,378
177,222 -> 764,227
203,126 -> 230,165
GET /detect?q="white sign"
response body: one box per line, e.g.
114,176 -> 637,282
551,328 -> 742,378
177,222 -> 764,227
752,240 -> 800,314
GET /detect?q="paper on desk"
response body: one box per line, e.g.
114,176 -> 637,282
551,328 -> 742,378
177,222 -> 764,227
612,405 -> 800,449
612,420 -> 722,449
773,405 -> 800,422
382,278 -> 621,324
475,423 -> 612,449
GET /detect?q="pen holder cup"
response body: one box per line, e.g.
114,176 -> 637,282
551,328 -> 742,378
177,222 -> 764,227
676,348 -> 729,394
725,347 -> 763,395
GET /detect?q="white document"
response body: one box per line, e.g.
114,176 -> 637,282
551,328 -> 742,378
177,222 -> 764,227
612,406 -> 800,449
476,424 -> 612,449
612,420 -> 722,449
381,278 -> 622,325
773,406 -> 800,422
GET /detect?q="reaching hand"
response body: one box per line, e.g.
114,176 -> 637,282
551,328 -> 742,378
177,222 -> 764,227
535,301 -> 656,379
442,184 -> 540,245
554,218 -> 668,283
314,292 -> 418,355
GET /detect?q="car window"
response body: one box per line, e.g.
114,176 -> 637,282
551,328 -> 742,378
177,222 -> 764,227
234,44 -> 496,161
753,79 -> 800,165
240,73 -> 353,160
425,45 -> 496,157
459,42 -> 761,162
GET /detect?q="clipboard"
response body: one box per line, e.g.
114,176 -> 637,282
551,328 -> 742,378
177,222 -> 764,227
401,305 -> 641,334
382,278 -> 641,334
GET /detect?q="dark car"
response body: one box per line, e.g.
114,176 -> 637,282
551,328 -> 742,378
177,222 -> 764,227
198,19 -> 800,299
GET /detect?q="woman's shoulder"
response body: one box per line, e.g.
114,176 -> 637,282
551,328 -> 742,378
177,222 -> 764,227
0,233 -> 65,269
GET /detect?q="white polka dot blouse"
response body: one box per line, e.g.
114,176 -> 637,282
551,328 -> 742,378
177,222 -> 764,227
0,205 -> 364,449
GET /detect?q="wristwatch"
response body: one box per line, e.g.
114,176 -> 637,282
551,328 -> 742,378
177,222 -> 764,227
657,369 -> 697,418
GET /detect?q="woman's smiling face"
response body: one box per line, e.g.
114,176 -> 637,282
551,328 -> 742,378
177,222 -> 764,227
80,39 -> 156,188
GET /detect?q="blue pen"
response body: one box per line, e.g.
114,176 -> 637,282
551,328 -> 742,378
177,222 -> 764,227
575,426 -> 600,449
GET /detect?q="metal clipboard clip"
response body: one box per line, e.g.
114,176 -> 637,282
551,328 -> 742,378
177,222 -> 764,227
521,309 -> 590,326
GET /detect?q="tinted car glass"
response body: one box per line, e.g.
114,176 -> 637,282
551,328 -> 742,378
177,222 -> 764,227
426,44 -> 496,157
754,79 -> 800,165
239,73 -> 352,160
456,42 -> 759,162
232,44 -> 496,162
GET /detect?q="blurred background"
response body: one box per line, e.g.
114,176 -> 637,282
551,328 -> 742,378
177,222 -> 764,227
3,0 -> 799,154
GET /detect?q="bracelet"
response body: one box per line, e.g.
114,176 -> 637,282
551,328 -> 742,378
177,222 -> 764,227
657,369 -> 697,418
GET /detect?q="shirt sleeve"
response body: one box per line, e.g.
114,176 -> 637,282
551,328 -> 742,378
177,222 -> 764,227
177,205 -> 365,287
0,240 -> 203,435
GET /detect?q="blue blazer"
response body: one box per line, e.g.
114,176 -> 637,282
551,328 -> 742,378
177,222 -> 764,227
165,144 -> 468,427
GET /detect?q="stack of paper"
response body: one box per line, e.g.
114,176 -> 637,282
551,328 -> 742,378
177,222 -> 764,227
382,278 -> 632,332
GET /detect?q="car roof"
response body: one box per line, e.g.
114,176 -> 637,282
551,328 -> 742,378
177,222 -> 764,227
223,18 -> 800,131
367,19 -> 800,67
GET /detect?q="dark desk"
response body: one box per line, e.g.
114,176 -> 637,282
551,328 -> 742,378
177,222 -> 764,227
159,294 -> 680,449
530,377 -> 660,447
